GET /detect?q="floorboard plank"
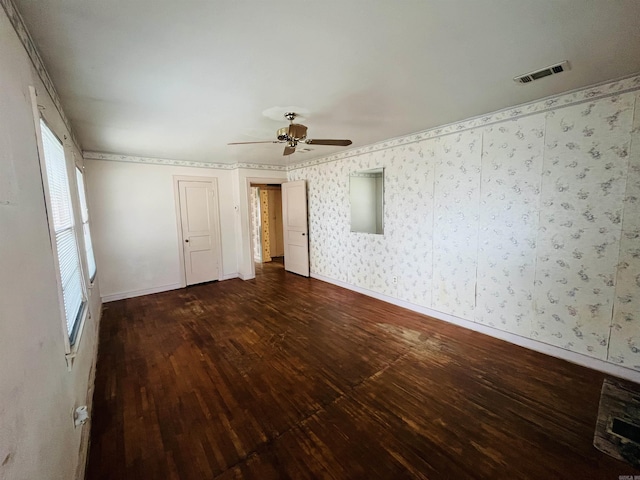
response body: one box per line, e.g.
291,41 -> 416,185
87,260 -> 639,479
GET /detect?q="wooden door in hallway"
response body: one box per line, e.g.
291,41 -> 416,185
177,179 -> 222,285
268,189 -> 284,257
282,179 -> 309,277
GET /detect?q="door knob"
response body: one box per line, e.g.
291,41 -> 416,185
302,233 -> 306,236
185,239 -> 189,242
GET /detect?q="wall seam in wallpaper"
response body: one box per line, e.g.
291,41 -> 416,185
430,144 -> 436,308
289,74 -> 640,172
473,130 -> 485,322
529,113 -> 549,339
607,92 -> 639,362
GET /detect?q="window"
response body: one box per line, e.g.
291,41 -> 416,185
39,119 -> 86,345
76,167 -> 97,281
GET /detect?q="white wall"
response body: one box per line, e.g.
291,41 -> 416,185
289,75 -> 640,378
85,160 -> 241,300
84,161 -> 286,299
0,6 -> 101,479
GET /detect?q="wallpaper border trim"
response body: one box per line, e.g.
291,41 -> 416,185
311,273 -> 640,383
0,0 -> 81,151
289,72 -> 640,171
83,151 -> 288,172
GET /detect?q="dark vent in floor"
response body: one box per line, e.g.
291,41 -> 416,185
594,378 -> 640,468
514,61 -> 570,84
612,418 -> 640,444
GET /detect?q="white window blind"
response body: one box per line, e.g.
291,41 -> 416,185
40,120 -> 86,343
76,168 -> 97,281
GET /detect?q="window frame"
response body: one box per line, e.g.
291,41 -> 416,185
31,87 -> 89,357
75,165 -> 97,283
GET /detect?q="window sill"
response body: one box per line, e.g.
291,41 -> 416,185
65,307 -> 91,371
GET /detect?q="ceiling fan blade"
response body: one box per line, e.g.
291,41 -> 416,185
305,139 -> 352,146
227,141 -> 280,145
283,145 -> 296,156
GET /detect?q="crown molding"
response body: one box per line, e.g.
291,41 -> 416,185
1,0 -> 81,151
289,72 -> 640,171
83,151 -> 287,172
234,163 -> 287,172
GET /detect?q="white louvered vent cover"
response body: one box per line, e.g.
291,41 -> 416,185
514,61 -> 570,84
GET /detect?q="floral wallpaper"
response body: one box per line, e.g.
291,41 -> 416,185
290,161 -> 350,281
609,91 -> 640,369
432,130 -> 482,320
475,114 -> 545,336
532,94 -> 634,359
250,187 -> 261,262
289,78 -> 640,372
387,141 -> 436,308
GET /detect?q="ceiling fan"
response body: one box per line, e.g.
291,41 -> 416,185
228,112 -> 352,156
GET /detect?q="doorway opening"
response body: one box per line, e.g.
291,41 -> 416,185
250,183 -> 284,267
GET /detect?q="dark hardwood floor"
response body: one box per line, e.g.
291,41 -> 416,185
87,260 -> 639,479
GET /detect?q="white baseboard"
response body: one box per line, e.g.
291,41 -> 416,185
102,274 -> 241,302
101,282 -> 183,302
311,273 -> 640,384
238,272 -> 254,281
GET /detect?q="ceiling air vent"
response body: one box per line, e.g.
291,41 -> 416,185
514,61 -> 570,84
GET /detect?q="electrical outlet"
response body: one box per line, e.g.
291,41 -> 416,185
392,276 -> 398,285
74,406 -> 89,428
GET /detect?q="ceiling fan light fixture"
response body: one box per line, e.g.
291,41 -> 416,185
229,112 -> 352,156
277,127 -> 289,141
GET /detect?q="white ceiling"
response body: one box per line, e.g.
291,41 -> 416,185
12,0 -> 640,167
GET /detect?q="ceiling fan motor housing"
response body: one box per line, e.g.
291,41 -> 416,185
277,124 -> 307,142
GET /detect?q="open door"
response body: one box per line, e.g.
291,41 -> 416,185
281,180 -> 309,277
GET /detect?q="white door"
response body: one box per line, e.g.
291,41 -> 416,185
178,180 -> 221,285
282,180 -> 309,277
